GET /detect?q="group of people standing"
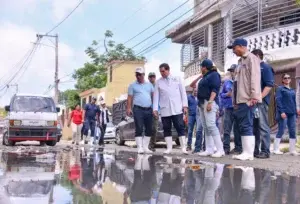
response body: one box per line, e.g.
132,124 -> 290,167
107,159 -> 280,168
67,98 -> 111,146
188,38 -> 300,160
128,37 -> 300,160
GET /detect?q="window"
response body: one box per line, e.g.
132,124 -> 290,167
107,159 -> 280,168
212,19 -> 225,69
82,98 -> 87,108
88,95 -> 92,103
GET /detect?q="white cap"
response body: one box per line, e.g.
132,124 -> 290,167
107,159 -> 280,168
100,100 -> 106,105
135,67 -> 145,74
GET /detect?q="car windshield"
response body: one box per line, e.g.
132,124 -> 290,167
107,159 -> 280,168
11,96 -> 56,113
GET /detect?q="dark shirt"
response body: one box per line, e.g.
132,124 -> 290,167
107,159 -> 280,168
219,79 -> 233,109
260,62 -> 274,105
275,86 -> 297,115
188,94 -> 198,116
84,103 -> 100,120
197,70 -> 221,105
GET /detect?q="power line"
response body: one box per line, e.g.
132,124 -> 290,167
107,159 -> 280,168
46,0 -> 84,34
130,0 -> 204,49
124,0 -> 190,45
112,0 -> 155,32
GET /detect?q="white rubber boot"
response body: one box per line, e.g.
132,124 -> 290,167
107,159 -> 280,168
143,136 -> 153,154
164,137 -> 173,154
289,139 -> 299,156
135,137 -> 144,154
233,136 -> 255,161
211,135 -> 225,158
179,136 -> 188,154
134,154 -> 143,170
198,135 -> 214,156
273,138 -> 283,155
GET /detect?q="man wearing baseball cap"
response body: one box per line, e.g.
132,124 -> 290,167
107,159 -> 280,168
227,38 -> 262,161
220,64 -> 242,155
197,59 -> 224,158
82,96 -> 101,144
127,67 -> 154,154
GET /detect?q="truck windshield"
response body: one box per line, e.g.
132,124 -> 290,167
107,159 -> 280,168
11,96 -> 56,113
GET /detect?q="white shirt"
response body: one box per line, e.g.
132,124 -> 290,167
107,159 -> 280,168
100,107 -> 111,125
153,75 -> 188,117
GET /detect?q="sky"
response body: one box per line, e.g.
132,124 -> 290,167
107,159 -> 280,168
0,0 -> 194,105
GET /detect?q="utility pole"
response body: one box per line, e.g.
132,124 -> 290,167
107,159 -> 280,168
36,33 -> 59,104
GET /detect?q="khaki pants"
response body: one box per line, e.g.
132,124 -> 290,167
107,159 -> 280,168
71,123 -> 83,143
150,117 -> 158,147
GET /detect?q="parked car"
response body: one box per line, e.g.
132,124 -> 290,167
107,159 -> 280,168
2,93 -> 60,146
115,116 -> 180,146
103,122 -> 116,143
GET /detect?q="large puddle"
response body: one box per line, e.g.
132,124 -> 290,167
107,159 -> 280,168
0,148 -> 299,204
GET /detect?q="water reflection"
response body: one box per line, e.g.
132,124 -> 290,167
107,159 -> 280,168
0,149 -> 299,203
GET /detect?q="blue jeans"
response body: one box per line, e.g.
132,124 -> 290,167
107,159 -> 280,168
276,113 -> 296,139
133,106 -> 153,137
83,119 -> 96,137
234,103 -> 254,136
254,102 -> 271,155
187,114 -> 204,151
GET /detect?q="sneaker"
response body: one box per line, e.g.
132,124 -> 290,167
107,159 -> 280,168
186,146 -> 192,152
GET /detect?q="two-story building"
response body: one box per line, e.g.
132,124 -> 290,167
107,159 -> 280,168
166,0 -> 300,127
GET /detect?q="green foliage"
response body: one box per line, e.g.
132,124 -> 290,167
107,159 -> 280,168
73,30 -> 145,91
297,0 -> 300,5
60,89 -> 80,109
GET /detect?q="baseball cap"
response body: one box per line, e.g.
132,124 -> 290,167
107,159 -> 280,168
100,100 -> 106,105
227,38 -> 248,49
135,67 -> 145,74
227,64 -> 237,72
92,97 -> 97,101
200,59 -> 213,69
148,72 -> 156,77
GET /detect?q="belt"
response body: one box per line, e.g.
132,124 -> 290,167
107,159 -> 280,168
134,105 -> 152,110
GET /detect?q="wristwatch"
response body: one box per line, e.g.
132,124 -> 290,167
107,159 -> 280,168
208,101 -> 213,104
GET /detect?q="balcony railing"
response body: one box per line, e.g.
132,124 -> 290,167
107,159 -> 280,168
184,58 -> 203,79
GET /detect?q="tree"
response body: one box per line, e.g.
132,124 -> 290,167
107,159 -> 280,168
60,89 -> 80,109
73,30 -> 145,91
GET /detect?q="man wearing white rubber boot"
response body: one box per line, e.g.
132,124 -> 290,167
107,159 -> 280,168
127,67 -> 154,154
153,63 -> 188,154
197,59 -> 225,158
227,38 -> 262,161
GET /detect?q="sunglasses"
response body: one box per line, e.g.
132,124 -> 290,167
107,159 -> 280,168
149,75 -> 156,78
136,73 -> 143,77
283,77 -> 291,80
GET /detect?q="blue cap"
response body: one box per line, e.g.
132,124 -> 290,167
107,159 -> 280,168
227,64 -> 237,71
200,59 -> 213,69
227,38 -> 248,49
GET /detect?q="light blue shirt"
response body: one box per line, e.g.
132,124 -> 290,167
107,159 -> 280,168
128,81 -> 154,108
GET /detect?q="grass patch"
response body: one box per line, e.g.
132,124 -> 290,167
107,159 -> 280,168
280,147 -> 289,153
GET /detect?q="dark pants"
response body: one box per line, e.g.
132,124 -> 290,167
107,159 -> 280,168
253,102 -> 271,155
150,117 -> 158,147
223,108 -> 241,152
276,113 -> 296,139
234,103 -> 254,137
83,119 -> 96,137
99,123 -> 107,144
133,105 -> 153,137
187,114 -> 204,151
161,114 -> 185,137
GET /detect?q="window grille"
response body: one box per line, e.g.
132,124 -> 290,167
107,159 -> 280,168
232,0 -> 300,38
180,26 -> 208,72
212,19 -> 225,70
232,0 -> 259,38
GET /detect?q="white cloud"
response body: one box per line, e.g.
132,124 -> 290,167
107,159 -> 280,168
0,22 -> 85,106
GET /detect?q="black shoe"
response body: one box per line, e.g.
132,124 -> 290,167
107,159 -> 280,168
186,146 -> 192,151
256,153 -> 270,159
149,146 -> 156,152
225,150 -> 230,155
230,148 -> 242,155
192,150 -> 200,154
75,142 -> 79,145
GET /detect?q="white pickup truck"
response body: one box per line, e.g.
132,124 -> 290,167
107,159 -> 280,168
3,93 -> 60,146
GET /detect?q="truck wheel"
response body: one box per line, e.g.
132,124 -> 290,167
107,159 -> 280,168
46,140 -> 57,146
3,132 -> 15,146
115,130 -> 125,146
175,138 -> 180,146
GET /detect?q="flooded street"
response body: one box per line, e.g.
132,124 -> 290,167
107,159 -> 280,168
0,148 -> 300,204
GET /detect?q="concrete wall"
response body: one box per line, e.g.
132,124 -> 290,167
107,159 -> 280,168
105,61 -> 145,107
